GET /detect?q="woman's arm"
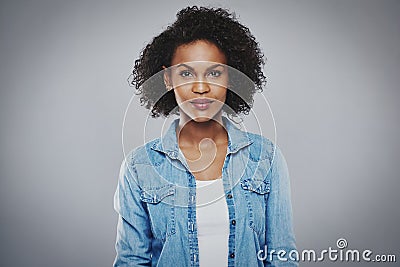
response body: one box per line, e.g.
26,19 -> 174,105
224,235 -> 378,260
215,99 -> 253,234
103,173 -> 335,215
265,147 -> 298,266
113,156 -> 153,266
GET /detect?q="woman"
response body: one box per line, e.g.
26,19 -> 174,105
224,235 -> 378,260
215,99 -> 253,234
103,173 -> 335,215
114,6 -> 297,266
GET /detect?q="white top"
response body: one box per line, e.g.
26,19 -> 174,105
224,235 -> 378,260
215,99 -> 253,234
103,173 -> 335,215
196,178 -> 229,266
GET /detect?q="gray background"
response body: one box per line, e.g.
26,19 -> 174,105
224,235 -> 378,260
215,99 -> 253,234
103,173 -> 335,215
1,0 -> 399,266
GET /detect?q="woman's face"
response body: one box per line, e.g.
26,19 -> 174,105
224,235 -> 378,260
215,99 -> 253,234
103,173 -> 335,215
165,40 -> 228,122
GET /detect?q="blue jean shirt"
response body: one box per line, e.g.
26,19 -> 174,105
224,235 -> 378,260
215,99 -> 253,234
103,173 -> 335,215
113,117 -> 297,266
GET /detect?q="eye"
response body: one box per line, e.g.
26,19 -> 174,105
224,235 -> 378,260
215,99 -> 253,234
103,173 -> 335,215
207,70 -> 222,78
179,70 -> 193,77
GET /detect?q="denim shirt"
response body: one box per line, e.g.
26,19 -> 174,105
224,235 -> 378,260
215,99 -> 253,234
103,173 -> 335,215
113,117 -> 297,266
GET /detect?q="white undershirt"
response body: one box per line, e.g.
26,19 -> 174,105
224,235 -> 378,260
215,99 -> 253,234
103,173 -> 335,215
196,179 -> 229,267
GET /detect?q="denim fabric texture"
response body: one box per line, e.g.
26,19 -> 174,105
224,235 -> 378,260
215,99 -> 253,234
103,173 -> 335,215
113,117 -> 297,266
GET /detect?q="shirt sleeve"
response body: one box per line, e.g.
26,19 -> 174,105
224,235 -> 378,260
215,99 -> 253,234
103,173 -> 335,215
113,155 -> 153,266
265,146 -> 298,266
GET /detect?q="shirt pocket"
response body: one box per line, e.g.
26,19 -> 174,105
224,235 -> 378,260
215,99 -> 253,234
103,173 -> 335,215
240,178 -> 270,235
140,184 -> 176,241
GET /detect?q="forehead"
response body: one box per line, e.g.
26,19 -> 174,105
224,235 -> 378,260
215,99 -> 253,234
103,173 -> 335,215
171,40 -> 227,66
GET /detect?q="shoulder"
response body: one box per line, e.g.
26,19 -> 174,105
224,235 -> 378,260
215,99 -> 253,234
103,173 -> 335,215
242,132 -> 289,187
243,131 -> 276,163
123,138 -> 165,167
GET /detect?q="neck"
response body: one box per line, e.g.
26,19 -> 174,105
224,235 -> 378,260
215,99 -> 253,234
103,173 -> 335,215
177,112 -> 227,147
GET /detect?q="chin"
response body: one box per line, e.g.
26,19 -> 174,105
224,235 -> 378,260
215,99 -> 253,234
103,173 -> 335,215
189,110 -> 223,123
180,108 -> 223,123
192,116 -> 213,123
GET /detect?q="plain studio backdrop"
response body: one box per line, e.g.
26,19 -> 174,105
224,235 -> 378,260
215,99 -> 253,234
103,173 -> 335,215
0,0 -> 399,266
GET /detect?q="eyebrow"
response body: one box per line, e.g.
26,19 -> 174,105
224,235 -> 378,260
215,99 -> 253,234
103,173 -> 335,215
176,63 -> 195,71
175,63 -> 226,71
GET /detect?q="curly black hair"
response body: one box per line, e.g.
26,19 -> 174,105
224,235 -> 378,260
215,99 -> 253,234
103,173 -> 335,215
130,6 -> 266,117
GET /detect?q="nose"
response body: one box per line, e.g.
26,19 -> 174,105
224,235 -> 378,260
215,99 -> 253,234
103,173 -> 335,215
192,80 -> 210,94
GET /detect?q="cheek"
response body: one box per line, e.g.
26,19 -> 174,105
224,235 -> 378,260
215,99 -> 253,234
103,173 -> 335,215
172,88 -> 185,104
218,88 -> 228,102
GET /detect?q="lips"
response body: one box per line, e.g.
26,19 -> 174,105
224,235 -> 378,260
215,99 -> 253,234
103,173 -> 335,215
190,98 -> 214,110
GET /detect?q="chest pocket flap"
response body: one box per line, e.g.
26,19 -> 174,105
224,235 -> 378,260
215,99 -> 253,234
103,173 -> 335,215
240,179 -> 270,194
140,184 -> 175,204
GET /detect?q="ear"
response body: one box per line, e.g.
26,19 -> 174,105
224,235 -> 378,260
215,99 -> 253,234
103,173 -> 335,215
162,66 -> 172,91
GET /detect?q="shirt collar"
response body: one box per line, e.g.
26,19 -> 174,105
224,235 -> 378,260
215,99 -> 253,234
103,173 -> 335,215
150,116 -> 253,156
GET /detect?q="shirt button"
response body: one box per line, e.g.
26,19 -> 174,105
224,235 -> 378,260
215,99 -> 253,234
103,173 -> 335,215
231,220 -> 236,225
230,253 -> 235,258
227,194 -> 232,199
